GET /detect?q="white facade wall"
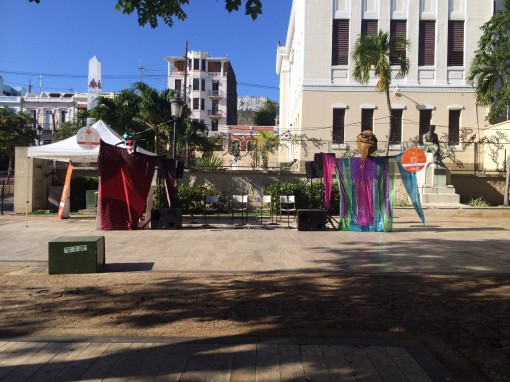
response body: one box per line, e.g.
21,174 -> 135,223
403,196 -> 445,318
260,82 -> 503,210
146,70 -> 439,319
277,0 -> 499,169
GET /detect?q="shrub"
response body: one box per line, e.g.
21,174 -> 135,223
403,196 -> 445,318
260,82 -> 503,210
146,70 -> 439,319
467,197 -> 490,207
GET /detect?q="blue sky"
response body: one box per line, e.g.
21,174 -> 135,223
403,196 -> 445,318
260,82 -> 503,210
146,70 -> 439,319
0,0 -> 292,101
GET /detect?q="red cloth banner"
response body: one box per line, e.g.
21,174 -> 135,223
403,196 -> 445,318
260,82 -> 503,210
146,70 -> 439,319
98,141 -> 157,230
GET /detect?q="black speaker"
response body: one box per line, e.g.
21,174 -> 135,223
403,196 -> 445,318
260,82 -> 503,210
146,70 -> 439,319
176,160 -> 184,179
151,208 -> 182,229
297,209 -> 328,231
313,153 -> 336,176
305,161 -> 318,179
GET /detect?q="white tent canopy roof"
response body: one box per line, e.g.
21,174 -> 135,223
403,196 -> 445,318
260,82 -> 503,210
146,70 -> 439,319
27,120 -> 155,162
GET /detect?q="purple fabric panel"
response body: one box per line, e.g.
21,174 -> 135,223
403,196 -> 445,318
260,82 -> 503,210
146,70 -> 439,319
323,154 -> 337,209
350,157 -> 377,180
355,179 -> 374,226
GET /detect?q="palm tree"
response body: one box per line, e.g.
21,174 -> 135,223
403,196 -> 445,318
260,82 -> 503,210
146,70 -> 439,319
352,30 -> 410,155
131,82 -> 176,155
90,89 -> 142,135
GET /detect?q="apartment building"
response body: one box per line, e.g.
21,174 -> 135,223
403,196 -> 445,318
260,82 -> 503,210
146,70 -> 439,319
0,90 -> 79,145
276,0 -> 498,170
165,51 -> 238,135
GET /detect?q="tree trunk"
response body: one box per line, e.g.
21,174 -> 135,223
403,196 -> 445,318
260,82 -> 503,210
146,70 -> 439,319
504,154 -> 510,206
6,156 -> 13,185
384,88 -> 392,156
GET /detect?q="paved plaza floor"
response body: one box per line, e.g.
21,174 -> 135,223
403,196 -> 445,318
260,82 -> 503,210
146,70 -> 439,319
1,210 -> 509,381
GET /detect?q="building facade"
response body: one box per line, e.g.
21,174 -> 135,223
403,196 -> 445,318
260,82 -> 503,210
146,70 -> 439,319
276,0 -> 499,171
0,91 -> 81,145
165,51 -> 238,135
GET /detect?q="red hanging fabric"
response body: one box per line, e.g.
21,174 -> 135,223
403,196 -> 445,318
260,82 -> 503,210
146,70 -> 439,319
98,141 -> 156,230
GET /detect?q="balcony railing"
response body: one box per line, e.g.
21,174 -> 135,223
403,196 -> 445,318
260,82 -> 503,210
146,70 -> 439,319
208,90 -> 224,99
208,109 -> 223,118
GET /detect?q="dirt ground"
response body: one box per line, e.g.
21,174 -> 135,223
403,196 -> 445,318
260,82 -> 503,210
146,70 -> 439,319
1,265 -> 509,382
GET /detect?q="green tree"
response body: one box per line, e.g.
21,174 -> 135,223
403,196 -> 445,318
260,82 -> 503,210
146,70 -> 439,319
29,0 -> 263,28
0,107 -> 37,183
467,0 -> 510,124
352,30 -> 410,155
468,0 -> 510,205
54,110 -> 88,141
90,89 -> 143,136
253,99 -> 278,126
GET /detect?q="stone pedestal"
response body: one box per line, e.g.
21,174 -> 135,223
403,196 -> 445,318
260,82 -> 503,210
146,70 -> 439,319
417,153 -> 461,205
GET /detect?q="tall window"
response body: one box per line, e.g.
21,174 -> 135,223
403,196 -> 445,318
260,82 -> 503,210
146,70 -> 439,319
361,20 -> 378,36
201,79 -> 205,91
332,108 -> 345,144
390,20 -> 407,65
193,98 -> 199,110
200,98 -> 205,111
449,110 -> 461,145
193,58 -> 200,70
193,78 -> 200,91
211,119 -> 218,132
201,59 -> 206,71
332,20 -> 349,65
390,109 -> 403,144
448,21 -> 464,66
361,109 -> 374,131
419,110 -> 432,144
419,21 -> 435,66
175,79 -> 182,91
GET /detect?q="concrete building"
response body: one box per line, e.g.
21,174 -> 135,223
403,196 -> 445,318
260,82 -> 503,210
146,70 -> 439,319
164,51 -> 238,135
276,0 -> 498,171
0,90 -> 80,145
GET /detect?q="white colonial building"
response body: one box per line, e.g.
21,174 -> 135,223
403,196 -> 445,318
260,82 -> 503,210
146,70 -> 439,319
276,0 -> 500,171
165,51 -> 238,134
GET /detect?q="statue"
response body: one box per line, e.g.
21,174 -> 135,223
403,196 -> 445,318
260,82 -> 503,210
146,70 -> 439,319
422,125 -> 445,166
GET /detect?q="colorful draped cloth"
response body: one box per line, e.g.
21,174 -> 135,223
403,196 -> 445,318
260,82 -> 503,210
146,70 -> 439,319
323,154 -> 424,232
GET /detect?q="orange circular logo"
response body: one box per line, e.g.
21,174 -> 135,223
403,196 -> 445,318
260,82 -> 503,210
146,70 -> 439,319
401,148 -> 426,172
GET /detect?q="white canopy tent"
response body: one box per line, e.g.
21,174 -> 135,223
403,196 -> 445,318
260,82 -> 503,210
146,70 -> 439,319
25,119 -> 156,224
27,119 -> 155,162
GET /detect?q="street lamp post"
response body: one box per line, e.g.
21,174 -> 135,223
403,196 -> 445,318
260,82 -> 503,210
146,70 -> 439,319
170,94 -> 184,159
36,125 -> 43,146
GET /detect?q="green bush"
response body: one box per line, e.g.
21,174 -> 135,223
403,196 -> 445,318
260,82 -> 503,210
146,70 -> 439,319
466,197 -> 490,207
178,185 -> 230,215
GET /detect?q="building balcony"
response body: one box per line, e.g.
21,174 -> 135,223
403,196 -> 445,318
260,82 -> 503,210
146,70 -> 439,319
208,109 -> 223,118
208,90 -> 224,99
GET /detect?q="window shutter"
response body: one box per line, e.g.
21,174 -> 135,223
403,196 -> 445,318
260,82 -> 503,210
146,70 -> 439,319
361,20 -> 378,36
332,109 -> 345,143
419,110 -> 432,144
361,109 -> 374,132
390,109 -> 403,144
332,20 -> 349,65
390,20 -> 407,65
448,21 -> 464,66
419,21 -> 435,66
448,110 -> 460,145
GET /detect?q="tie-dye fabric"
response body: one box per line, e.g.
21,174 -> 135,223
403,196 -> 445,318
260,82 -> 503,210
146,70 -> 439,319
323,153 -> 425,232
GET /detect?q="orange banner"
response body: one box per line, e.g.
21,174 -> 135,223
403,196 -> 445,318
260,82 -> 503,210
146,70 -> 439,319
58,163 -> 74,219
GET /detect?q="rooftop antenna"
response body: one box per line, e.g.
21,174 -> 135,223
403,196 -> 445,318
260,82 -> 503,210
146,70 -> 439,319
39,75 -> 42,93
28,79 -> 32,93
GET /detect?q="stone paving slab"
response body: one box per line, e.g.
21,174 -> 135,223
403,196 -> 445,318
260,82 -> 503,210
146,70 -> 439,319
1,214 -> 509,275
0,336 -> 453,382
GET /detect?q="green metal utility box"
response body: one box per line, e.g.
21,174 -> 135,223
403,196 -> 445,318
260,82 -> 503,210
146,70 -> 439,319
48,236 -> 105,274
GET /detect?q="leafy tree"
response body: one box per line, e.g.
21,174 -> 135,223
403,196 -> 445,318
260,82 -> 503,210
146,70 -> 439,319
352,30 -> 410,155
0,107 -> 37,183
29,0 -> 263,28
249,130 -> 279,169
467,0 -> 510,205
253,99 -> 278,126
54,110 -> 88,141
131,82 -> 176,155
467,0 -> 510,124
